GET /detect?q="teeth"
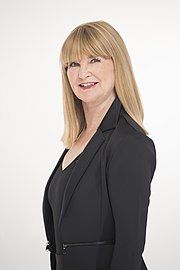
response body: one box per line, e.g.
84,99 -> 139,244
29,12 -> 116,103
80,82 -> 97,87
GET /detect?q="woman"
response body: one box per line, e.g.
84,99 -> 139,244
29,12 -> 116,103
42,20 -> 156,270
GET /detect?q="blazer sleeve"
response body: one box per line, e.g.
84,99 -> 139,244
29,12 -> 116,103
106,135 -> 156,270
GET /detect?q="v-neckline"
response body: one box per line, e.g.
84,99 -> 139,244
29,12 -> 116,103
60,152 -> 82,172
60,128 -> 99,172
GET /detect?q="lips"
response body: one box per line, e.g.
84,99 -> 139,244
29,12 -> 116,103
79,82 -> 99,90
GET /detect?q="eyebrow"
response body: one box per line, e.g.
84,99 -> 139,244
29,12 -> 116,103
71,56 -> 100,61
66,56 -> 100,66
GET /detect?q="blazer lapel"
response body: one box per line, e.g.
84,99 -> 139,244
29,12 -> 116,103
58,128 -> 105,227
58,96 -> 123,227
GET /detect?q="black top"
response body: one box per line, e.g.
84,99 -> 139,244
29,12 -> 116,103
48,152 -> 82,254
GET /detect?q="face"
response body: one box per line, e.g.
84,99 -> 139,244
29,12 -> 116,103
66,54 -> 115,103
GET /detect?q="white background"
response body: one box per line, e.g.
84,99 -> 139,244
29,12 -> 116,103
0,0 -> 179,269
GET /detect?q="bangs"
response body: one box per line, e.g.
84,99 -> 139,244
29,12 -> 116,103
60,26 -> 111,69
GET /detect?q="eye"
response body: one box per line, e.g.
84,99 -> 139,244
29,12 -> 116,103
90,57 -> 101,63
68,61 -> 79,68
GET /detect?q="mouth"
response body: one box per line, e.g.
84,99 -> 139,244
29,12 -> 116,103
78,82 -> 99,90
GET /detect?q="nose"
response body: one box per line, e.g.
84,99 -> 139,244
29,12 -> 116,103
78,63 -> 92,79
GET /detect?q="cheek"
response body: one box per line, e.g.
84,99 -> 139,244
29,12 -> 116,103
67,71 -> 76,86
106,66 -> 114,85
99,69 -> 114,84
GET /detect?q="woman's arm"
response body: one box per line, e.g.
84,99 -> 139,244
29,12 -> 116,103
106,135 -> 156,270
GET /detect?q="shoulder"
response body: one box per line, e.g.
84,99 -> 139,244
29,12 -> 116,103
106,112 -> 156,175
109,109 -> 156,156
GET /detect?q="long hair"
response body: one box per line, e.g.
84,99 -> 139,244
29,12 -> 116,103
59,20 -> 149,149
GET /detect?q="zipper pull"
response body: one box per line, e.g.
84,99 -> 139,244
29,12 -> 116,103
62,244 -> 67,254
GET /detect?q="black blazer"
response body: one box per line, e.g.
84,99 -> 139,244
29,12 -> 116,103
42,96 -> 156,270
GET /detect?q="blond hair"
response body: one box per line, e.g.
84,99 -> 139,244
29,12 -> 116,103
59,20 -> 149,148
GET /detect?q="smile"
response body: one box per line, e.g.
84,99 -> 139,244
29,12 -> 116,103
79,82 -> 99,90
